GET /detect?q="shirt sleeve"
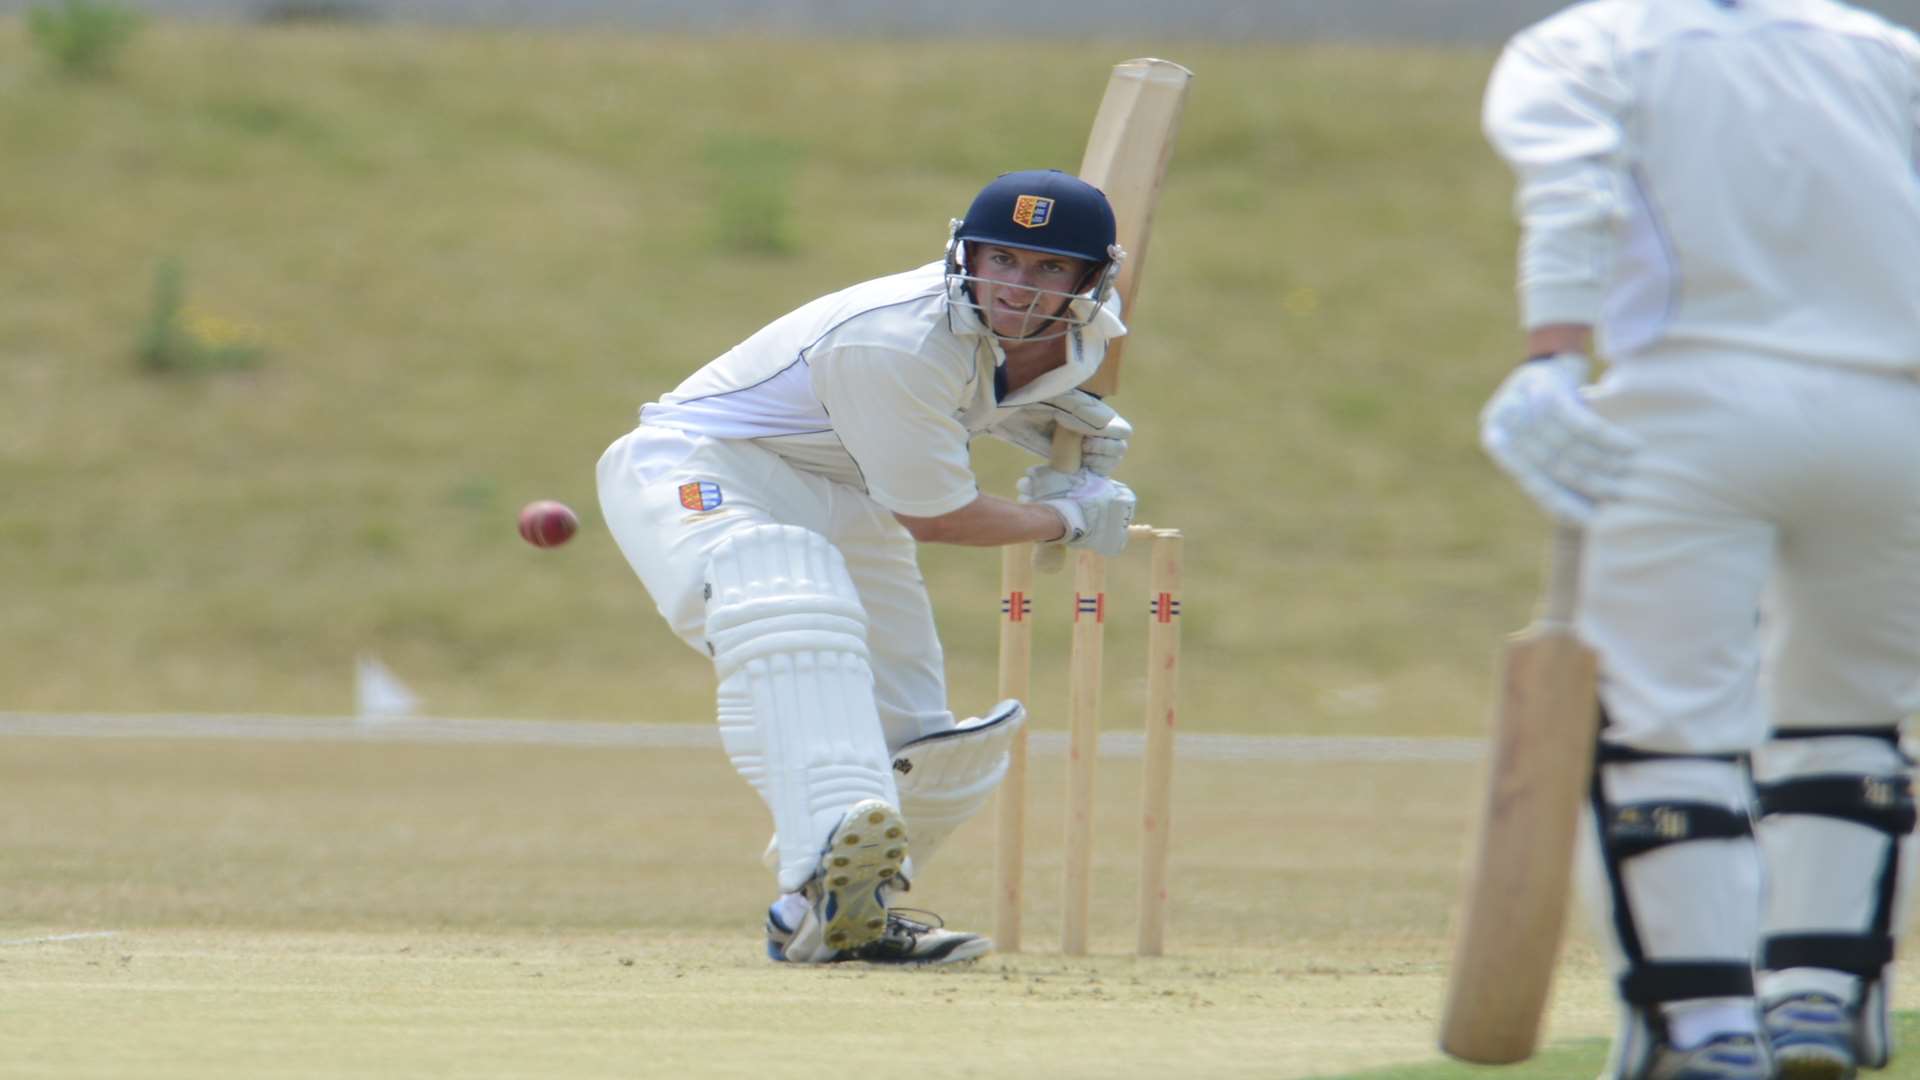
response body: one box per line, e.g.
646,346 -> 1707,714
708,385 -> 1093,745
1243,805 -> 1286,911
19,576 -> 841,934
808,343 -> 981,517
1482,11 -> 1632,329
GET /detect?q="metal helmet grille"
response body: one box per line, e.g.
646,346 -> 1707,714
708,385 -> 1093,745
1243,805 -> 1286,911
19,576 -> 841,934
942,246 -> 1124,344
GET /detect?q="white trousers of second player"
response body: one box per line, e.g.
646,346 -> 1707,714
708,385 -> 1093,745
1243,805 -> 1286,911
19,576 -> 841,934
1580,350 -> 1920,750
1571,348 -> 1920,1049
596,424 -> 954,750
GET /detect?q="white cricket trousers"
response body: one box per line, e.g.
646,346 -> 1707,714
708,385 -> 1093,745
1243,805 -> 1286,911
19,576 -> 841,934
1579,350 -> 1920,753
595,424 -> 954,750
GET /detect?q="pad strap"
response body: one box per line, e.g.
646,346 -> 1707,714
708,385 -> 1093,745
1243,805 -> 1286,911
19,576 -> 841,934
1771,725 -> 1905,748
1597,741 -> 1744,765
1763,934 -> 1893,979
1604,801 -> 1752,860
1620,962 -> 1755,1005
1754,774 -> 1916,836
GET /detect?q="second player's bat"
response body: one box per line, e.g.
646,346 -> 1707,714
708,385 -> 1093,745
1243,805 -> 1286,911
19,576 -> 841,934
1033,56 -> 1192,574
1439,525 -> 1599,1064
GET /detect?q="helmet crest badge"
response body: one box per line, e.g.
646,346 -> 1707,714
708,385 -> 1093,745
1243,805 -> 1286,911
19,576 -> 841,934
1011,195 -> 1054,229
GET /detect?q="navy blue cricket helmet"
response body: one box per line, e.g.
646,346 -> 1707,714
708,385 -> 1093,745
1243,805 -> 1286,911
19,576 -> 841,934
953,170 -> 1117,264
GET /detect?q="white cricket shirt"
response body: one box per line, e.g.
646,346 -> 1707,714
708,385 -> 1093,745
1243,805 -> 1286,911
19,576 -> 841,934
639,262 -> 1121,517
1484,0 -> 1920,369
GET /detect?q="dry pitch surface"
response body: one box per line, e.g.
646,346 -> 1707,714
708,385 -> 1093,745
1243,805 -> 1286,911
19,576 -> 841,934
0,730 -> 1887,1078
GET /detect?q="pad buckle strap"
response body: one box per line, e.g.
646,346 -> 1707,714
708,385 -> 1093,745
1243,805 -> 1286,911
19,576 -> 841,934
1771,725 -> 1902,745
1619,961 -> 1755,1005
1755,774 -> 1917,835
1596,742 -> 1745,765
1605,801 -> 1752,860
1772,724 -> 1912,766
1763,932 -> 1893,979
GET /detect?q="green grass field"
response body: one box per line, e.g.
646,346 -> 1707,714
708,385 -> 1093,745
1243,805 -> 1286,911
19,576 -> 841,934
0,19 -> 1537,735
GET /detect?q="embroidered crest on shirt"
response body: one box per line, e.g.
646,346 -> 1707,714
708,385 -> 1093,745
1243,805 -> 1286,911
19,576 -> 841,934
1011,195 -> 1054,229
678,481 -> 723,512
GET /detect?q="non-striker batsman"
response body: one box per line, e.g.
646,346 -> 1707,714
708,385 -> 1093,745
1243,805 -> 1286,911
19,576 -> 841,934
596,170 -> 1138,965
1478,1 -> 1920,1077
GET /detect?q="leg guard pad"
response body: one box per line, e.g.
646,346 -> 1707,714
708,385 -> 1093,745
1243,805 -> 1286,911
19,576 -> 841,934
1585,749 -> 1761,995
707,523 -> 900,892
1755,727 -> 1915,1068
1579,744 -> 1762,1078
890,700 -> 1025,871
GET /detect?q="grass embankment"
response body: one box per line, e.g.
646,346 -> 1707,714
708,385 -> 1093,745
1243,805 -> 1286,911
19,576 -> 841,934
0,22 -> 1532,735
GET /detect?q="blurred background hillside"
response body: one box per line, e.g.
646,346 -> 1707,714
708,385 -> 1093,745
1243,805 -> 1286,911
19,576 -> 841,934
5,2 -> 1913,738
7,0 -> 1920,40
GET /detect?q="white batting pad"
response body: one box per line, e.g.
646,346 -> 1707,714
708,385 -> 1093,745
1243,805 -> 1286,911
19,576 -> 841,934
1574,757 -> 1762,983
1754,734 -> 1915,1010
706,524 -> 901,892
891,699 -> 1025,870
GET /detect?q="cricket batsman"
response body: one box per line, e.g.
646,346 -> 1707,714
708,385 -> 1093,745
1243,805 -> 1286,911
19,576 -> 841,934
596,170 -> 1138,965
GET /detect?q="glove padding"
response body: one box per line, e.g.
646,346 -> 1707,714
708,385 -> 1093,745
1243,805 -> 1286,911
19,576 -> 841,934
1479,353 -> 1641,525
987,391 -> 1133,477
1018,466 -> 1137,557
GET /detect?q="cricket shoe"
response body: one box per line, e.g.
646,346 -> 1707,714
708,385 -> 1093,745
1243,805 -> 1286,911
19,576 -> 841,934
843,907 -> 992,966
765,799 -> 907,963
764,888 -> 829,962
767,903 -> 990,966
1764,993 -> 1858,1080
1612,1033 -> 1771,1080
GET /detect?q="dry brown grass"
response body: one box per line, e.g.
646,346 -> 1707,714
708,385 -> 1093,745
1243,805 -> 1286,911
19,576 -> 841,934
0,733 -> 1624,1078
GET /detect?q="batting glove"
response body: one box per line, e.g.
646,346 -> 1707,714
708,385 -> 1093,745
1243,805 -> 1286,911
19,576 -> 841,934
1479,353 -> 1640,525
987,390 -> 1133,477
1018,465 -> 1137,557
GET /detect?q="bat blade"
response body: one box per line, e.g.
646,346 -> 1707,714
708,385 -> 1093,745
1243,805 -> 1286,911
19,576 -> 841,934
1075,57 -> 1191,399
1439,620 -> 1598,1064
1035,57 -> 1191,574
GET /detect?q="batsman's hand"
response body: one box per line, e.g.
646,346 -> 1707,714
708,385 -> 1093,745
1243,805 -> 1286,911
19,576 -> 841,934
1479,353 -> 1640,525
988,391 -> 1133,476
1019,465 -> 1137,557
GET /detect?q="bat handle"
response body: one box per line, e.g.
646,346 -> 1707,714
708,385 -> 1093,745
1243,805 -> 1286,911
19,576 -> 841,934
1032,428 -> 1084,574
1541,524 -> 1584,629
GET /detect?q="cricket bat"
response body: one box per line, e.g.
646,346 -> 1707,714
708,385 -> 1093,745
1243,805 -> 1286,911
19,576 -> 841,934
994,59 -> 1191,947
1033,57 -> 1192,574
1439,525 -> 1600,1064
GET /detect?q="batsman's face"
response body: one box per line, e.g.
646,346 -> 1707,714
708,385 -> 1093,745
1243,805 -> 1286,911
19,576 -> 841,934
966,245 -> 1095,339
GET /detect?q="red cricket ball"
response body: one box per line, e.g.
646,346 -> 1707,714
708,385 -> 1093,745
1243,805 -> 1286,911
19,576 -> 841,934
518,500 -> 579,548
